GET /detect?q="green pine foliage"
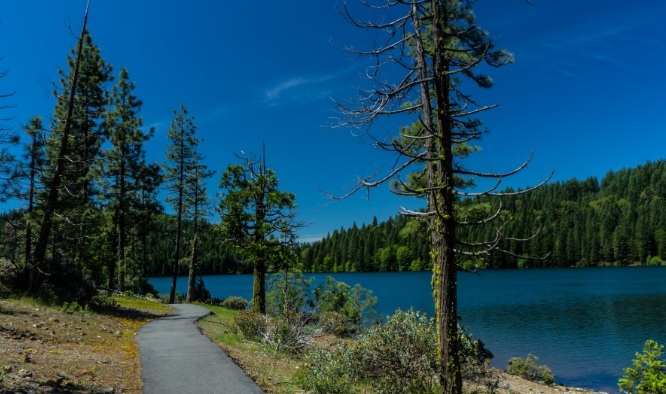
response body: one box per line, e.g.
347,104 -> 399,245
41,30 -> 112,268
300,160 -> 666,271
101,67 -> 156,291
217,150 -> 299,313
4,159 -> 666,279
300,216 -> 431,273
618,340 -> 666,394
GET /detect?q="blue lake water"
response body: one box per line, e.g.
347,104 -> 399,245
150,266 -> 666,393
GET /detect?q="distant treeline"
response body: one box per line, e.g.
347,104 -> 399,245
299,160 -> 666,271
4,160 -> 665,275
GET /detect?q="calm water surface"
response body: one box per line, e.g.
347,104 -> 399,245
150,266 -> 666,393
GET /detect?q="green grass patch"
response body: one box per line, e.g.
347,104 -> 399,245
202,304 -> 239,321
198,304 -> 242,346
114,296 -> 172,313
197,304 -> 306,393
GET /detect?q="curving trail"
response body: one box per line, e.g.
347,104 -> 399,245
137,303 -> 264,394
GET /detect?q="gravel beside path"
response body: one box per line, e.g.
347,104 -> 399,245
137,303 -> 264,394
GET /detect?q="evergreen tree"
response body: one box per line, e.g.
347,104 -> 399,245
335,1 -> 547,391
17,117 -> 47,268
184,138 -> 214,302
32,5 -> 111,296
164,105 -> 207,303
133,162 -> 162,287
102,67 -> 154,290
39,29 -> 112,267
218,147 -> 299,313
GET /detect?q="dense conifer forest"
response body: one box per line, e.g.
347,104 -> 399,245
5,159 -> 663,276
300,160 -> 666,271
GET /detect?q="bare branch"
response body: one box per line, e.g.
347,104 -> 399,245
487,166 -> 555,196
321,152 -> 422,201
399,206 -> 433,217
454,178 -> 502,197
457,201 -> 503,226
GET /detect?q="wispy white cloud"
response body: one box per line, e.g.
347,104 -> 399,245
262,67 -> 355,106
264,77 -> 310,101
520,4 -> 666,77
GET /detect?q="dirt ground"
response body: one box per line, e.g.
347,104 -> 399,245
493,372 -> 608,394
1,298 -> 607,394
0,298 -> 167,394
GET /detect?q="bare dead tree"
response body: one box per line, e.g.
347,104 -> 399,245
330,1 -> 551,392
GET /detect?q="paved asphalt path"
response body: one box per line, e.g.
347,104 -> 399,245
137,303 -> 264,394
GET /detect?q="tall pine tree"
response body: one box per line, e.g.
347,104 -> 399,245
218,147 -> 299,313
102,67 -> 154,290
164,105 -> 209,303
335,1 -> 548,391
18,117 -> 46,269
32,4 -> 113,296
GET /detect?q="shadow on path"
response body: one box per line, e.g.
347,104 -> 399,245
138,303 -> 264,394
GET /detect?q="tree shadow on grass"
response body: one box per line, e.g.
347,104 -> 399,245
92,304 -> 171,321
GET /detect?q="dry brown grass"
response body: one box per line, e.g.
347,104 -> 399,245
0,297 -> 170,393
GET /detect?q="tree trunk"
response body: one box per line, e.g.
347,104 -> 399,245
169,211 -> 182,304
108,209 -> 117,290
252,176 -> 267,314
252,260 -> 267,314
432,1 -> 462,392
117,168 -> 126,291
116,129 -> 128,291
186,175 -> 201,302
186,234 -> 197,302
168,127 -> 185,304
32,2 -> 90,282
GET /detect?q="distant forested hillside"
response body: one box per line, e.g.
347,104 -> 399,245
3,160 -> 665,275
299,160 -> 666,271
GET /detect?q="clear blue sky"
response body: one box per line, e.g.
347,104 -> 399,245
2,1 -> 665,242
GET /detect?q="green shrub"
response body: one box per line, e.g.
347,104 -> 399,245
297,309 -> 498,393
319,311 -> 351,337
460,327 -> 498,392
295,344 -> 355,394
265,273 -> 377,337
266,272 -> 314,316
160,291 -> 185,304
233,309 -> 266,340
314,276 -> 377,335
353,309 -> 440,393
506,354 -> 554,385
298,309 -> 439,393
618,339 -> 666,394
261,312 -> 318,355
61,301 -> 84,314
89,293 -> 119,311
220,296 -> 249,310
